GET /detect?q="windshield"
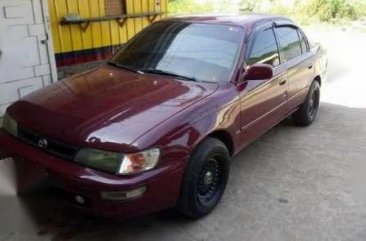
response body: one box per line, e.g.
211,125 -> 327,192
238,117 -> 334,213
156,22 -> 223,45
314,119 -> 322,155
110,21 -> 244,82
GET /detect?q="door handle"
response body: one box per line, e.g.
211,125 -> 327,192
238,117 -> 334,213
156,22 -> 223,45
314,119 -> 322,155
279,79 -> 287,86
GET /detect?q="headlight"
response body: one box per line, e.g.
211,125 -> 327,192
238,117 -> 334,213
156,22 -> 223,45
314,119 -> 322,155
2,112 -> 18,137
74,148 -> 160,175
119,148 -> 160,175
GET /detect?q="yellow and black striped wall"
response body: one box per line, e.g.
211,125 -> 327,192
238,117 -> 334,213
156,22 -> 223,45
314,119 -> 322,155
48,0 -> 168,67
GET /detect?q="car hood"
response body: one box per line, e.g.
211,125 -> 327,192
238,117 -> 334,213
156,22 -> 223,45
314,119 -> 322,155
9,65 -> 218,151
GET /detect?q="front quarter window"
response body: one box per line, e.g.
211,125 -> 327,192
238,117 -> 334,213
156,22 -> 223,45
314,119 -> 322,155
110,22 -> 244,83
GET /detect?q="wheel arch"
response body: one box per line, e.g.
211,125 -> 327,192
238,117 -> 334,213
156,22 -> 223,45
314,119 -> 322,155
207,130 -> 235,157
314,75 -> 321,86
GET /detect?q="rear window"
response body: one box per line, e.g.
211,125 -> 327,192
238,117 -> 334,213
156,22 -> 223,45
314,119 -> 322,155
276,27 -> 302,62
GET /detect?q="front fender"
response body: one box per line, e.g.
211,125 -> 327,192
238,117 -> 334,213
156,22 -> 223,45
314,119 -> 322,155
131,85 -> 241,164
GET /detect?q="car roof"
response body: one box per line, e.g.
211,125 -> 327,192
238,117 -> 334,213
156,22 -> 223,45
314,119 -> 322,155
164,13 -> 292,29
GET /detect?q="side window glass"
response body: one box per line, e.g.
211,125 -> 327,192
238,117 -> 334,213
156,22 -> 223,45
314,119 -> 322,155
298,30 -> 308,53
276,27 -> 302,62
247,28 -> 280,67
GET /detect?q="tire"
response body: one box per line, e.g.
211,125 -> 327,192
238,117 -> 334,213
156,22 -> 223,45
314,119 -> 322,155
177,137 -> 230,219
292,80 -> 320,126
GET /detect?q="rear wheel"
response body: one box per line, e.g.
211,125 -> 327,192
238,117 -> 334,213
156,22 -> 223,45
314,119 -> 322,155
292,80 -> 320,126
177,138 -> 230,219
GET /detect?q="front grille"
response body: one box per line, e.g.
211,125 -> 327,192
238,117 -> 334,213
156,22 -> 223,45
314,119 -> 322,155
18,127 -> 80,160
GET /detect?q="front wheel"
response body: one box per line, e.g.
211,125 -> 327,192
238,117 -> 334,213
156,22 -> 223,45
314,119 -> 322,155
292,80 -> 320,126
176,138 -> 230,219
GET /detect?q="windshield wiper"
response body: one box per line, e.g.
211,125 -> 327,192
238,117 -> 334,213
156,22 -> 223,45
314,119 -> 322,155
107,61 -> 144,74
141,69 -> 197,82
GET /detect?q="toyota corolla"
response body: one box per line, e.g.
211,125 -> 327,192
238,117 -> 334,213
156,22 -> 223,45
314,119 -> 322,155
0,14 -> 327,218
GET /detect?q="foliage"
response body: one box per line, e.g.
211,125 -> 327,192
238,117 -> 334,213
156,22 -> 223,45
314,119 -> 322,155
168,0 -> 215,14
168,0 -> 366,23
238,0 -> 262,12
301,0 -> 359,21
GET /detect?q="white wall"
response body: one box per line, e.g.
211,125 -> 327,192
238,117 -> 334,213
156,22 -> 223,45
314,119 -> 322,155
0,0 -> 56,117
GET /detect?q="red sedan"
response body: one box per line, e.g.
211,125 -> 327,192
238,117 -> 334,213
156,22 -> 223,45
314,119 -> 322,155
0,14 -> 327,218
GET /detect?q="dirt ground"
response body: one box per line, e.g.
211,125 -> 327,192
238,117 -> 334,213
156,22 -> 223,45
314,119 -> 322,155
1,25 -> 366,241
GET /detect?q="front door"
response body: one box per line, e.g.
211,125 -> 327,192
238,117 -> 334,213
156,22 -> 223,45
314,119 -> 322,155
0,0 -> 57,117
238,23 -> 288,147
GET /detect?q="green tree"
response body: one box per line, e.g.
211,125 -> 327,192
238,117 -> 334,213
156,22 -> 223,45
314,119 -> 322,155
239,0 -> 262,12
303,0 -> 358,21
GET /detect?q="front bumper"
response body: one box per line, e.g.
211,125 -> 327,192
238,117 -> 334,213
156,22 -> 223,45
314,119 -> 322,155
0,129 -> 187,218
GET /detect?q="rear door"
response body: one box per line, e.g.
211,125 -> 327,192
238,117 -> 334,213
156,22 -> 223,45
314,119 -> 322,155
238,23 -> 288,147
274,25 -> 315,110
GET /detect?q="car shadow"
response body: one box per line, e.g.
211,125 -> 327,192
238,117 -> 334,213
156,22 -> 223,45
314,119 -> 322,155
5,178 -> 193,241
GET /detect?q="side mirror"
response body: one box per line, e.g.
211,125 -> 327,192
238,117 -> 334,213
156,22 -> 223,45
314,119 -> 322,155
243,64 -> 274,81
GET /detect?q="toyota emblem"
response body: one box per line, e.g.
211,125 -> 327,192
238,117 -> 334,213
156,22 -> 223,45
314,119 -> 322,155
38,139 -> 48,149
